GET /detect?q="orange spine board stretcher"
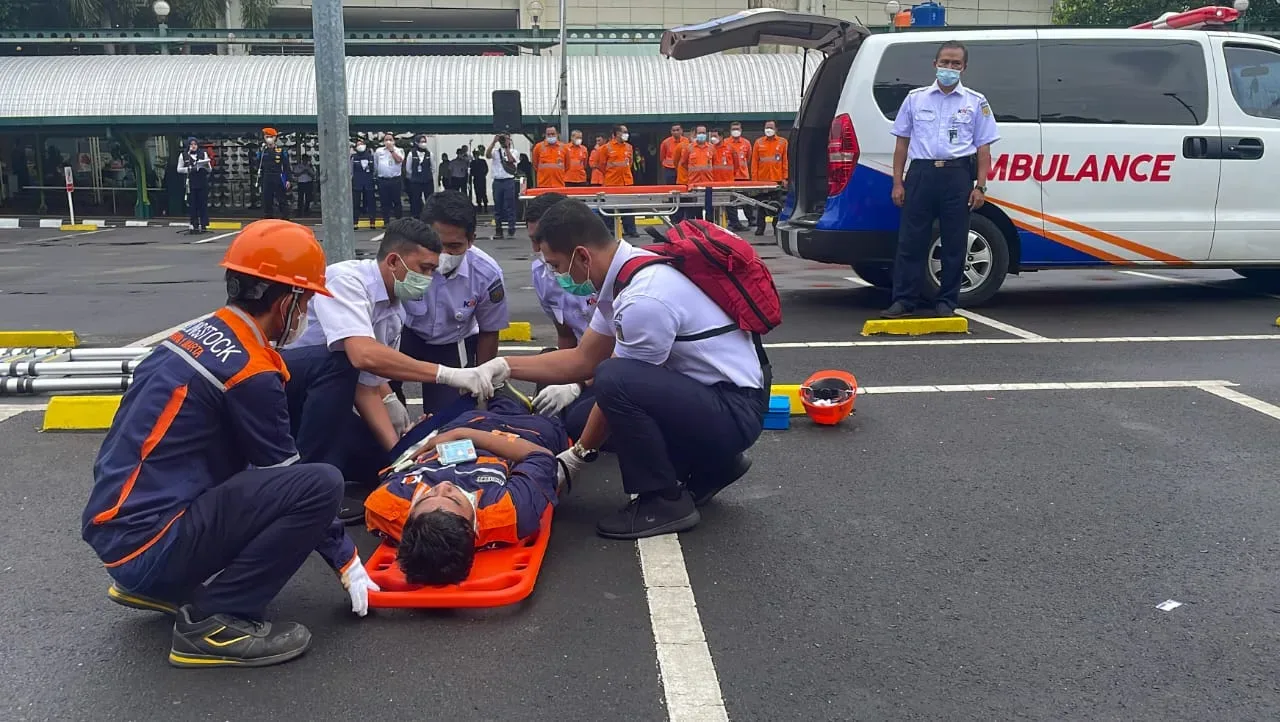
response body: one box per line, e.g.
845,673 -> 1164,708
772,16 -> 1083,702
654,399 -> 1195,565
365,507 -> 554,609
525,184 -> 687,197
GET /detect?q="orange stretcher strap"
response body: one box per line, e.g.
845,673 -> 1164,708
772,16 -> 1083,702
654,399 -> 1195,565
365,507 -> 553,609
525,184 -> 688,197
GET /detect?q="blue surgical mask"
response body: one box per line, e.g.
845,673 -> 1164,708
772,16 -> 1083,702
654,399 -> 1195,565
936,67 -> 961,87
393,258 -> 431,301
555,251 -> 596,297
696,133 -> 707,143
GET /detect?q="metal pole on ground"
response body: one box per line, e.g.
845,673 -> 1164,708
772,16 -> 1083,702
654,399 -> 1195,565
313,0 -> 355,263
558,0 -> 569,139
0,377 -> 133,395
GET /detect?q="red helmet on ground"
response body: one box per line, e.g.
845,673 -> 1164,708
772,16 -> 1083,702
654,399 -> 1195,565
220,219 -> 331,296
800,370 -> 857,425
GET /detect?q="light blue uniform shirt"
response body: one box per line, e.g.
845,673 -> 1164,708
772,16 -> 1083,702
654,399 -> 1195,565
588,242 -> 763,389
531,257 -> 596,341
890,81 -> 1000,162
286,259 -> 405,387
402,246 -> 509,345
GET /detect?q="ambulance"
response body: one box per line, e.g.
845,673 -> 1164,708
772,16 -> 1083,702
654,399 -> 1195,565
661,8 -> 1280,304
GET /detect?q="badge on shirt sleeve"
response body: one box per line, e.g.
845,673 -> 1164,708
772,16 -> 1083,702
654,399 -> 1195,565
487,279 -> 506,304
981,101 -> 991,117
614,314 -> 625,343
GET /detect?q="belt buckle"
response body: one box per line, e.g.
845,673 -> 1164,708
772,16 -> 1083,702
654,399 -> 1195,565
933,160 -> 946,168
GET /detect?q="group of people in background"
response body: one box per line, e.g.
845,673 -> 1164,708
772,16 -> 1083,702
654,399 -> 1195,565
172,123 -> 789,237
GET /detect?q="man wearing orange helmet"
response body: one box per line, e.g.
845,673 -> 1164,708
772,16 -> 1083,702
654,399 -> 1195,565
81,220 -> 375,670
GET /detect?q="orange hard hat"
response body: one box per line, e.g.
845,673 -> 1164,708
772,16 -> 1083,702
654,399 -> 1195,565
220,219 -> 331,296
262,127 -> 278,137
800,370 -> 857,426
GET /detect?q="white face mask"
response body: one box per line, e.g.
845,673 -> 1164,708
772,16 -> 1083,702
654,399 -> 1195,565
731,129 -> 742,138
356,144 -> 366,153
620,133 -> 629,142
438,252 -> 464,275
572,138 -> 582,146
417,142 -> 428,150
710,137 -> 720,145
764,128 -> 776,137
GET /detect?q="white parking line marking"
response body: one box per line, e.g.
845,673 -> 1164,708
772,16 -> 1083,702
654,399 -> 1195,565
1195,384 -> 1280,422
639,534 -> 728,722
192,231 -> 238,245
843,275 -> 873,288
0,402 -> 49,425
125,220 -> 150,227
371,232 -> 385,242
757,334 -> 1280,350
131,315 -> 205,346
955,309 -> 1050,340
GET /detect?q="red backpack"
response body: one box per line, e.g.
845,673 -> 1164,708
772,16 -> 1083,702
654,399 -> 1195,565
615,219 -> 782,335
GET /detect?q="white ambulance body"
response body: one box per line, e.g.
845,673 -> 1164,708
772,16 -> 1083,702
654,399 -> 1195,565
662,11 -> 1280,304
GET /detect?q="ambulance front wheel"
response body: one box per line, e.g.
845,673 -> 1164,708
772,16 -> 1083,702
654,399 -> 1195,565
926,214 -> 1009,307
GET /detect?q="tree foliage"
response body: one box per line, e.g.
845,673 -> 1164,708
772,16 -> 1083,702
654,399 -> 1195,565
1053,0 -> 1280,27
5,0 -> 285,30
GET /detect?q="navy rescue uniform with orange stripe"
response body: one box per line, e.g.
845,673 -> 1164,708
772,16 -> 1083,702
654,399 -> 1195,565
81,307 -> 354,618
364,396 -> 569,545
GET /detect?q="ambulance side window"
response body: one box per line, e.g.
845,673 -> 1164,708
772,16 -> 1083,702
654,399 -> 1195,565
1223,45 -> 1280,121
873,40 -> 1039,123
1038,39 -> 1208,126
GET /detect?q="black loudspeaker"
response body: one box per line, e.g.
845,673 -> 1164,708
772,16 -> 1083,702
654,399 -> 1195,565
492,90 -> 522,132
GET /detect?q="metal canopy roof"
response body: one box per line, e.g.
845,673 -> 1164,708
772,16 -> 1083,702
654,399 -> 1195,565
0,53 -> 813,131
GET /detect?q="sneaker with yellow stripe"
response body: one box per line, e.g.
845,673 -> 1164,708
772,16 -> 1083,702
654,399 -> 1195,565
107,582 -> 179,616
168,606 -> 312,668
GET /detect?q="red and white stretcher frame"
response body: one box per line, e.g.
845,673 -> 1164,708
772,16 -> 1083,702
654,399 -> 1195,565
522,181 -> 783,233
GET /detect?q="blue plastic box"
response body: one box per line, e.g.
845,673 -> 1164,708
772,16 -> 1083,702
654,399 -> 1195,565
763,395 -> 791,430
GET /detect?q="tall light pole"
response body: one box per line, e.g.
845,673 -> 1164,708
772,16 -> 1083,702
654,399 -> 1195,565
153,0 -> 170,55
1233,0 -> 1249,31
313,0 -> 355,262
558,0 -> 569,139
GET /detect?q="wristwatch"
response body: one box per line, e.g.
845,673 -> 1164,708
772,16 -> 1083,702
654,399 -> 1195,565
571,441 -> 599,463
974,185 -> 987,194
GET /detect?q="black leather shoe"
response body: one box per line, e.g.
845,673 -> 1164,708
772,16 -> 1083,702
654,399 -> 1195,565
933,302 -> 956,317
880,302 -> 915,319
689,453 -> 753,507
596,491 -> 700,540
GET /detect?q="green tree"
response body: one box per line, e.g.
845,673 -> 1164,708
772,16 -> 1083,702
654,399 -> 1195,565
62,0 -> 280,29
1053,0 -> 1280,28
0,0 -> 61,28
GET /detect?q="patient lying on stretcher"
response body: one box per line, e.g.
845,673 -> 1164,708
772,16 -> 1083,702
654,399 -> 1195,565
363,395 -> 571,585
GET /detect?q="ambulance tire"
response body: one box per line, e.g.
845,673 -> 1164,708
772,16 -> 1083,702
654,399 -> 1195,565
1233,268 -> 1280,288
925,213 -> 1009,307
851,263 -> 894,290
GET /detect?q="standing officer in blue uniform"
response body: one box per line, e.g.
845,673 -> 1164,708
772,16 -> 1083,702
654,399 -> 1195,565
883,40 -> 999,320
282,218 -> 498,512
175,137 -> 211,234
258,128 -> 292,220
82,220 -> 378,669
374,132 -> 405,226
524,192 -> 598,426
470,200 -> 767,540
395,190 -> 510,416
351,138 -> 376,229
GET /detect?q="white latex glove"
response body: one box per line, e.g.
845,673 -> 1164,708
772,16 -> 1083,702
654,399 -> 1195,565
555,447 -> 587,490
435,365 -> 496,402
383,393 -> 411,437
533,383 -> 581,417
340,558 -> 380,618
476,357 -> 512,388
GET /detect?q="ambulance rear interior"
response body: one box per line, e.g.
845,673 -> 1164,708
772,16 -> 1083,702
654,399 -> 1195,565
663,13 -> 1280,304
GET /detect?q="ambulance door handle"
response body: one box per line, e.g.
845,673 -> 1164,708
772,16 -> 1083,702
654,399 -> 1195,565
1181,136 -> 1213,159
1221,137 -> 1264,160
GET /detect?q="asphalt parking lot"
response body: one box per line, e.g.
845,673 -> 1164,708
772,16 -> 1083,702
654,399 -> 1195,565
5,223 -> 1280,721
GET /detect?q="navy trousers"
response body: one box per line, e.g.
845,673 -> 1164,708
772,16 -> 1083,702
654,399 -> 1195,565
188,186 -> 209,229
406,180 -> 432,219
261,180 -> 289,220
591,358 -> 766,496
141,464 -> 343,621
391,331 -> 478,418
378,177 -> 403,224
280,346 -> 388,486
891,160 -> 971,310
493,178 -> 517,235
353,183 -> 375,225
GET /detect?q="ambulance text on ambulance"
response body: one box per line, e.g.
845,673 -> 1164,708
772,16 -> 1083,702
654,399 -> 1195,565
988,153 -> 1175,183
